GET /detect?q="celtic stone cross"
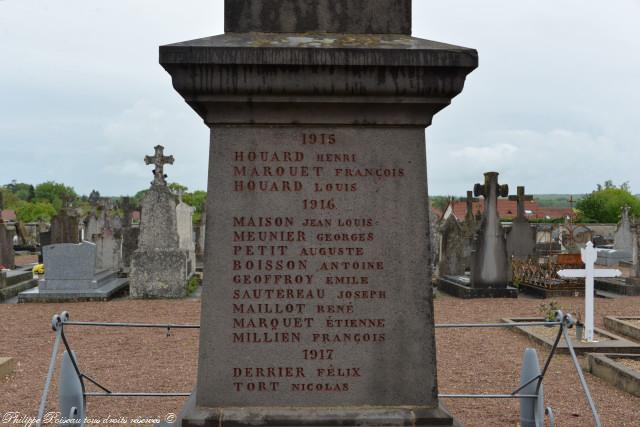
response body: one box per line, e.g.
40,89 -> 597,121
144,145 -> 174,186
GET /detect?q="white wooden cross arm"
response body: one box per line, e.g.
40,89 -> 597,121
556,242 -> 621,342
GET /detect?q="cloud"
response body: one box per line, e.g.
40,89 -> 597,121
428,127 -> 636,195
451,143 -> 518,166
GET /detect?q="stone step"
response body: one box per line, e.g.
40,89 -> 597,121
595,289 -> 624,299
93,269 -> 118,286
0,268 -> 33,288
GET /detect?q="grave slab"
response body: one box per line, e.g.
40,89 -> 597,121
603,316 -> 640,342
587,353 -> 640,397
18,242 -> 127,303
437,275 -> 518,298
502,317 -> 640,355
595,277 -> 640,296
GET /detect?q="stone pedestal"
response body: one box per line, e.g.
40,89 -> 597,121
130,182 -> 189,298
161,1 -> 476,425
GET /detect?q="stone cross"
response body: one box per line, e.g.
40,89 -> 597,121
465,190 -> 479,221
558,241 -> 621,342
144,145 -> 174,186
508,186 -> 533,220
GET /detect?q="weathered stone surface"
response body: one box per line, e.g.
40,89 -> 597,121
507,220 -> 537,260
121,227 -> 140,269
438,215 -> 465,276
130,147 -> 189,298
0,221 -> 14,268
614,205 -> 633,255
506,186 -> 536,260
85,213 -> 100,242
176,196 -> 196,274
95,229 -> 122,271
129,249 -> 188,298
50,209 -> 80,244
160,33 -> 477,127
225,0 -> 412,34
138,185 -> 179,250
162,1 -> 476,424
196,126 -> 438,410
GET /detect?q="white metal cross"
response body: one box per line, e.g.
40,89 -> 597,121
557,241 -> 621,342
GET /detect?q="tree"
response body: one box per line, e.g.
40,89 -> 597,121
183,190 -> 207,224
0,187 -> 20,210
429,196 -> 450,212
168,182 -> 188,194
14,200 -> 57,222
34,181 -> 77,210
4,180 -> 35,201
576,182 -> 640,223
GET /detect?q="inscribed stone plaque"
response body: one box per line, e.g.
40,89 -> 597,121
198,125 -> 436,408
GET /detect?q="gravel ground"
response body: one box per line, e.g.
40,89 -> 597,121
1,295 -> 639,427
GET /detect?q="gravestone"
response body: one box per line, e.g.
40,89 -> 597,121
628,223 -> 640,286
50,209 -> 80,244
614,206 -> 633,254
439,173 -> 516,297
0,220 -> 15,269
161,1 -> 477,425
176,190 -> 197,275
18,241 -> 128,302
438,214 -> 465,276
460,190 -> 480,270
85,212 -> 100,242
120,197 -> 135,228
506,186 -> 536,260
471,172 -> 512,290
129,146 -> 189,298
597,205 -> 634,265
95,228 -> 122,272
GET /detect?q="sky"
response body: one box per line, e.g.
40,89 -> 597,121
0,0 -> 638,197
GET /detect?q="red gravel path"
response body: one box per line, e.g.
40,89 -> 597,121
1,295 -> 639,426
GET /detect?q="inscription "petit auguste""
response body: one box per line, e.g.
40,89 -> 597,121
229,131 -> 404,394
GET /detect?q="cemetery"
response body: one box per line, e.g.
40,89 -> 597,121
1,1 -> 640,426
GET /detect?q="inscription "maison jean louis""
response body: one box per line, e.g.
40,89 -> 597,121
229,132 -> 404,394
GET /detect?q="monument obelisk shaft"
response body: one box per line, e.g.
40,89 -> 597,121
161,1 -> 477,425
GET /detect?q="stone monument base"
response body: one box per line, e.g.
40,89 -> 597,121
18,270 -> 128,303
596,249 -> 631,266
130,249 -> 189,298
0,267 -> 37,302
171,393 -> 458,427
437,275 -> 518,298
595,277 -> 640,296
